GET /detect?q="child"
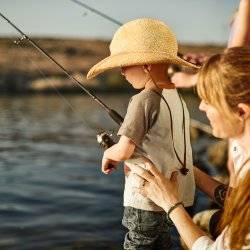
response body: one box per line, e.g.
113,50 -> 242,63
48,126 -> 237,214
87,18 -> 197,249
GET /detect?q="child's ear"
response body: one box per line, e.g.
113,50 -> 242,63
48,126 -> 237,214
143,65 -> 152,73
237,103 -> 250,120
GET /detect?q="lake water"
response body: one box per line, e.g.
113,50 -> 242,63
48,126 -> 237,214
0,93 -> 217,250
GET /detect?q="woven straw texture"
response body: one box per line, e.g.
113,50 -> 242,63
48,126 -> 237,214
87,18 -> 199,79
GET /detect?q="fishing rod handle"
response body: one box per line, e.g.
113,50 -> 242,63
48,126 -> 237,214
108,109 -> 124,126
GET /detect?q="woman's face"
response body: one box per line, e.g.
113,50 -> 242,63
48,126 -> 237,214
199,100 -> 241,138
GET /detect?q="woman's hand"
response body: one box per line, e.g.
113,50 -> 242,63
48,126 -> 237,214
171,72 -> 198,88
133,161 -> 180,212
133,162 -> 208,250
183,53 -> 207,65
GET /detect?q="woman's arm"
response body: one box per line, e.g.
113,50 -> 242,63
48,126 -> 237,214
194,166 -> 228,206
171,72 -> 198,88
228,0 -> 250,47
169,205 -> 207,249
170,205 -> 229,250
133,162 -> 231,249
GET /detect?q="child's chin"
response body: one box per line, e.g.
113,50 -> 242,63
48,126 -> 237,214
134,86 -> 144,90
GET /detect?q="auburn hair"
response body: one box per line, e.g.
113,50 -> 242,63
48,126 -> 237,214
219,170 -> 250,249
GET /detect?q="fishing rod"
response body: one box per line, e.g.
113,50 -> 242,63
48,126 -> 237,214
0,11 -> 150,173
0,12 -> 123,128
70,0 -> 122,26
0,9 -> 211,172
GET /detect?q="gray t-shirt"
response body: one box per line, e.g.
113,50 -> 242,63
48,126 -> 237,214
118,88 -> 195,211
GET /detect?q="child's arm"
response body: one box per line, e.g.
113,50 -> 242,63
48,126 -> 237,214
102,135 -> 136,174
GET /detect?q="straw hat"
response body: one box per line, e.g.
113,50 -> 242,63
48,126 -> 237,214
87,18 -> 199,79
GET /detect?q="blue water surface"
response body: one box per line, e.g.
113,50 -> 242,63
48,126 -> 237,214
0,93 -> 216,250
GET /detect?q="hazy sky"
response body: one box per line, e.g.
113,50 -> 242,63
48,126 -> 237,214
0,0 -> 239,44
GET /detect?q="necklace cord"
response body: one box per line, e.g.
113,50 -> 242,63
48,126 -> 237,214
148,73 -> 189,175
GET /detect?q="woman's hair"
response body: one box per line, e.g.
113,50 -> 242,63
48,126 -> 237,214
198,47 -> 250,248
197,46 -> 250,123
219,170 -> 250,250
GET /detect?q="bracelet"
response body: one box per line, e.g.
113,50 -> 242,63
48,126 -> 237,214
167,201 -> 184,222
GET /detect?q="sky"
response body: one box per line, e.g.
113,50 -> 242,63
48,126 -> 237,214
0,0 -> 239,45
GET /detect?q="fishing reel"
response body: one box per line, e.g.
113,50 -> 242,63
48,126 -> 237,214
97,131 -> 116,149
97,131 -> 118,171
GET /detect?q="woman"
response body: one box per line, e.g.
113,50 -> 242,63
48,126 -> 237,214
133,46 -> 250,249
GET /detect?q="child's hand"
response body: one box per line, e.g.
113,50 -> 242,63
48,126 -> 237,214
102,157 -> 119,174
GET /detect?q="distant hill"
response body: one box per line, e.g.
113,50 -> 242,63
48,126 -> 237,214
0,37 -> 223,93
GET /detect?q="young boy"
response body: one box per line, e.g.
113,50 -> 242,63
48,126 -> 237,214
87,18 -> 197,249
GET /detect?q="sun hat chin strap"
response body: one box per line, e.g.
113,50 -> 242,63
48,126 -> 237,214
148,72 -> 188,176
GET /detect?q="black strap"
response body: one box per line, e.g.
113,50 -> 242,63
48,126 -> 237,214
153,90 -> 189,175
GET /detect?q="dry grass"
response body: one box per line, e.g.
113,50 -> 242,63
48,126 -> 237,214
0,37 -> 224,92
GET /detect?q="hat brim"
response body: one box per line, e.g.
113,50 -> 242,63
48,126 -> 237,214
87,52 -> 200,79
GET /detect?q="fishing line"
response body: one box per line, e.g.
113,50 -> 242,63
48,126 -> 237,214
0,12 -> 124,128
69,0 -> 185,60
70,0 -> 122,26
16,39 -> 102,136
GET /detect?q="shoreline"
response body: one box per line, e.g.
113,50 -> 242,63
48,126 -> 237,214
0,37 -> 224,93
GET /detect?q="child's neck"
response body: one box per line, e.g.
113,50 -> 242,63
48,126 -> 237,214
144,79 -> 175,91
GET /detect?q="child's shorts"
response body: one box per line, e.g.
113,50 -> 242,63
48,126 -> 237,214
122,206 -> 172,250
